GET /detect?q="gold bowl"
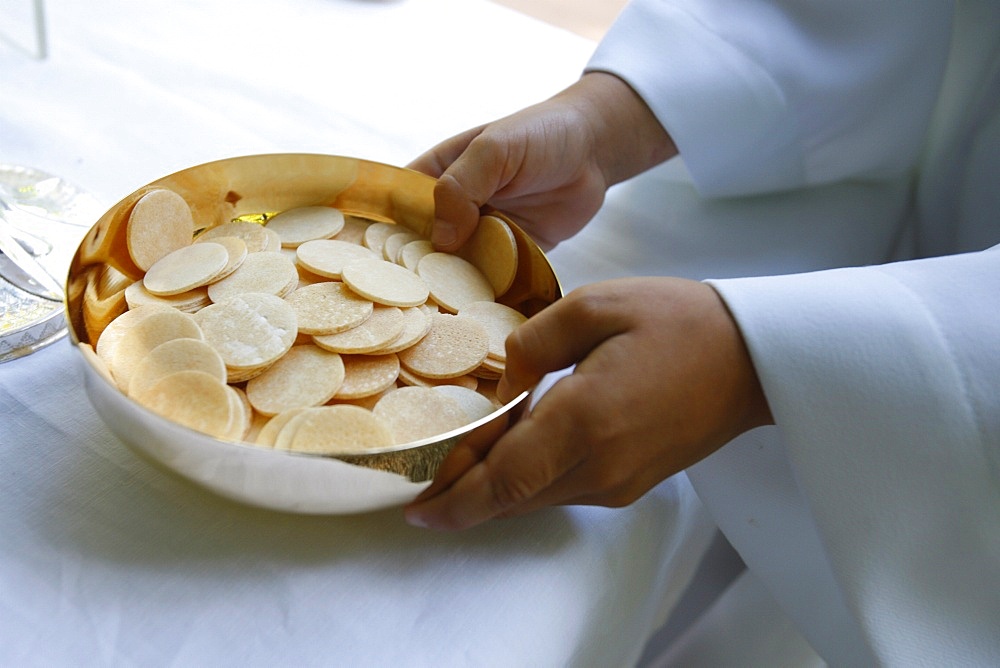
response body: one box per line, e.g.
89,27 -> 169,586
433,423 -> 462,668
66,154 -> 561,514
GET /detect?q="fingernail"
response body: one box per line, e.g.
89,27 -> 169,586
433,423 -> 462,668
432,220 -> 457,248
404,508 -> 431,529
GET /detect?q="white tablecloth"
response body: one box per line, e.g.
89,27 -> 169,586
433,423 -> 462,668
0,1 -> 719,665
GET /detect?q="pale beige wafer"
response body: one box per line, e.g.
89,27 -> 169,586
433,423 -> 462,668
245,344 -> 346,416
276,404 -> 394,455
373,386 -> 469,444
362,222 -> 401,254
265,206 -> 345,248
397,313 -> 488,379
383,230 -> 422,263
96,303 -> 175,365
225,385 -> 253,441
132,369 -> 235,440
397,366 -> 478,390
225,362 -> 274,384
341,257 -> 429,307
262,226 -> 283,252
127,337 -> 227,398
478,356 -> 506,375
328,386 -> 395,411
377,306 -> 432,354
195,292 -> 298,371
457,214 -> 518,297
312,305 -> 405,354
285,281 -> 374,336
335,215 -> 372,245
295,239 -> 377,279
195,220 -> 270,253
458,300 -> 527,362
142,242 -> 230,296
111,309 -> 204,391
398,239 -> 435,271
335,353 -> 400,399
195,235 -> 248,281
207,250 -> 299,302
83,265 -> 131,343
127,189 -> 196,271
245,409 -> 271,446
124,281 -> 210,313
433,384 -> 500,422
417,252 -> 495,313
255,407 -> 311,447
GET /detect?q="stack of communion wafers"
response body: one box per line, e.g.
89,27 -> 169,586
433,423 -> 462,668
82,188 -> 528,456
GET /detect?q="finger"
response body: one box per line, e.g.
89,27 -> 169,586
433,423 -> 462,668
410,412 -> 509,503
406,126 -> 485,178
404,390 -> 587,531
497,283 -> 631,403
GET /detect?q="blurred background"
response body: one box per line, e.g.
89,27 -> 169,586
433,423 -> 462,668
491,0 -> 628,40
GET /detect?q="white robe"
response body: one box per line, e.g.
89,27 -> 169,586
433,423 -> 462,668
584,0 -> 1000,664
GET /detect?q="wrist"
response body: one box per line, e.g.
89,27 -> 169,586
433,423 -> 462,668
559,71 -> 678,186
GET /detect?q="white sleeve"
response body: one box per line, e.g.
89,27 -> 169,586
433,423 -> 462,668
586,0 -> 955,197
705,245 -> 1000,664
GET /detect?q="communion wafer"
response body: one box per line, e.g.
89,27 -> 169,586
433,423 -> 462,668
397,367 -> 479,391
95,302 -> 175,364
373,386 -> 469,444
383,230 -> 422,263
195,220 -> 270,253
377,306 -> 432,354
397,313 -> 489,379
195,292 -> 298,371
458,300 -> 527,361
277,405 -> 394,455
265,206 -> 345,247
432,384 -> 499,422
285,281 -> 374,336
398,239 -> 435,271
295,239 -> 377,279
245,344 -> 346,416
335,353 -> 400,399
110,309 -> 204,391
198,235 -> 248,281
127,337 -> 227,398
126,189 -> 196,271
131,369 -> 236,440
312,305 -> 405,354
417,252 -> 495,313
142,242 -> 230,296
335,215 -> 372,245
124,281 -> 210,313
341,257 -> 429,307
225,385 -> 253,441
255,407 -> 311,447
207,250 -> 298,302
362,222 -> 401,254
457,215 -> 518,296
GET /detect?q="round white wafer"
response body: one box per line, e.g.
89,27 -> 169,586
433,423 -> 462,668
255,407 -> 311,447
458,300 -> 527,361
377,306 -> 432,354
362,222 -> 401,254
432,384 -> 500,422
142,242 -> 229,296
335,353 -> 400,399
127,189 -> 196,271
383,230 -> 422,263
127,337 -> 227,398
341,257 -> 429,307
312,305 -> 405,354
207,250 -> 299,302
373,386 -> 469,444
196,220 -> 270,253
398,239 -> 435,271
417,252 -> 495,313
195,235 -> 248,281
95,303 -> 175,365
397,366 -> 478,390
397,313 -> 488,379
195,292 -> 298,371
225,385 -> 253,441
335,215 -> 372,245
132,369 -> 235,439
265,206 -> 345,248
295,239 -> 377,279
277,405 -> 394,455
111,309 -> 204,391
124,281 -> 210,313
285,281 -> 374,336
245,344 -> 346,416
458,215 -> 518,296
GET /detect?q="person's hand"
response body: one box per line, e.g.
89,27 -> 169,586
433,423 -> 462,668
404,277 -> 774,531
407,72 -> 677,251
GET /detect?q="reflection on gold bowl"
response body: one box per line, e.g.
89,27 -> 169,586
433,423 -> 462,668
66,154 -> 561,514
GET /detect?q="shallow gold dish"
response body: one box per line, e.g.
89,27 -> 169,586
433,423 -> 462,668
66,154 -> 561,514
